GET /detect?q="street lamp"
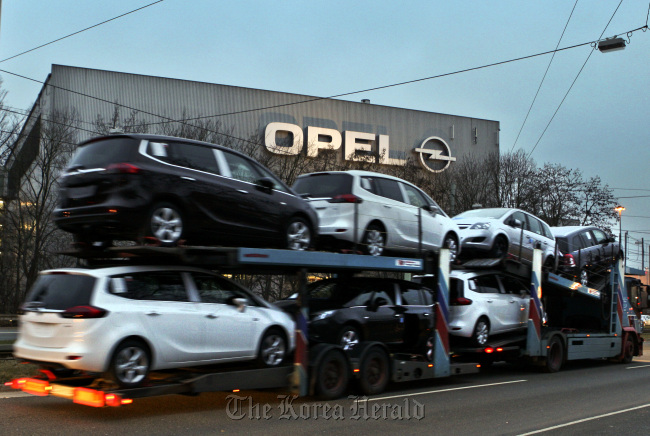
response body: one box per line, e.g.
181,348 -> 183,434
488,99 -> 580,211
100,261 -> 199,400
615,205 -> 625,250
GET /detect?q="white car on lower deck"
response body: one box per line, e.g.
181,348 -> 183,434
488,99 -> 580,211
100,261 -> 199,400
13,265 -> 294,388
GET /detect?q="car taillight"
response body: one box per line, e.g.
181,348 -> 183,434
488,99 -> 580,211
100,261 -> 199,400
562,254 -> 576,267
105,163 -> 141,174
61,306 -> 108,319
451,297 -> 472,305
328,194 -> 363,204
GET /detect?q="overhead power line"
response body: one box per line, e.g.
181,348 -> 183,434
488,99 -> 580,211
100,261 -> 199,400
525,0 -> 625,159
0,24 -> 646,143
0,1 -> 165,64
510,0 -> 579,152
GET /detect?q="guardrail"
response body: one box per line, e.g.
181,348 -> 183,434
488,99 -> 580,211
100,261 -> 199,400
0,314 -> 18,322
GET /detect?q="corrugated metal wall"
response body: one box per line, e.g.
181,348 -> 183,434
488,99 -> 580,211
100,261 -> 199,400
45,64 -> 499,165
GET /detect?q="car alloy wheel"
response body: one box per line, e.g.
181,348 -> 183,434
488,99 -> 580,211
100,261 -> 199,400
363,225 -> 385,256
443,234 -> 459,262
473,319 -> 489,346
579,269 -> 589,287
286,218 -> 311,251
109,340 -> 150,388
149,202 -> 184,246
258,329 -> 287,367
338,326 -> 360,351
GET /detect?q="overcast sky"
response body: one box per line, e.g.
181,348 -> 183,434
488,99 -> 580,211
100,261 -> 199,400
1,1 -> 649,270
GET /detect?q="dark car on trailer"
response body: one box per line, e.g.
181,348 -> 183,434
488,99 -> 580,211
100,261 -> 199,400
53,134 -> 318,250
275,277 -> 435,356
551,226 -> 622,287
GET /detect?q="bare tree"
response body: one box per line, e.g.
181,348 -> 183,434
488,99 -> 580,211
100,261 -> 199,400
1,110 -> 79,311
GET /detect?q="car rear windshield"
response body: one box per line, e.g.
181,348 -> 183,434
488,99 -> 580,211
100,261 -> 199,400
292,173 -> 353,198
67,137 -> 139,169
23,274 -> 96,310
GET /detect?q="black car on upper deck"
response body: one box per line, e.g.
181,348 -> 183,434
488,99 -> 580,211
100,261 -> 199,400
551,226 -> 622,287
53,134 -> 318,250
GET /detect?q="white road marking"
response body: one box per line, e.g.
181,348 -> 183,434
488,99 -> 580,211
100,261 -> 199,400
518,404 -> 650,435
626,364 -> 650,369
360,379 -> 527,402
0,391 -> 32,399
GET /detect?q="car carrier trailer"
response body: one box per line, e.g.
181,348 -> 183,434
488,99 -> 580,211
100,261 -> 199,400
445,250 -> 643,372
6,246 -> 642,407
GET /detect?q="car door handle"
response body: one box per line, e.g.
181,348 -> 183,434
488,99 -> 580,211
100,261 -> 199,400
206,313 -> 219,319
146,311 -> 160,316
181,176 -> 195,181
384,205 -> 391,208
237,189 -> 249,194
486,300 -> 493,303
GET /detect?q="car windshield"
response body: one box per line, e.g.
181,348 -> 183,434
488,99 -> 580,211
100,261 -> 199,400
455,208 -> 509,219
23,273 -> 96,310
292,173 -> 353,198
67,137 -> 139,169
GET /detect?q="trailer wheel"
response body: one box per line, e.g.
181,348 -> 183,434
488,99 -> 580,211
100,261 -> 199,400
314,349 -> 350,400
544,336 -> 564,373
357,347 -> 390,395
621,336 -> 635,364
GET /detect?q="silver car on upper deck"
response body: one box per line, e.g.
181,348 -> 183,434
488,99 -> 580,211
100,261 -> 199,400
453,208 -> 557,267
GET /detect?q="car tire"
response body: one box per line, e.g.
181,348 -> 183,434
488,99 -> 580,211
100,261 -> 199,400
107,339 -> 151,388
363,224 -> 385,256
145,202 -> 185,247
472,318 -> 490,347
285,217 -> 312,251
338,325 -> 361,351
443,233 -> 459,262
257,328 -> 287,367
490,235 -> 508,260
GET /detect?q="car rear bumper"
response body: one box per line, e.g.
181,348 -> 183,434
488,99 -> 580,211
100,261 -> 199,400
12,340 -> 108,373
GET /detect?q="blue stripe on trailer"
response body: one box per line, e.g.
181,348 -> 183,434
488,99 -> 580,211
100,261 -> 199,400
236,248 -> 424,271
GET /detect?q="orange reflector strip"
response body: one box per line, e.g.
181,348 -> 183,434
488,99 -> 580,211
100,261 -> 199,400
496,347 -> 504,352
104,393 -> 124,407
428,364 -> 433,368
22,378 -> 51,396
121,398 -> 133,405
484,348 -> 494,354
232,389 -> 240,392
353,369 -> 360,373
73,387 -> 105,407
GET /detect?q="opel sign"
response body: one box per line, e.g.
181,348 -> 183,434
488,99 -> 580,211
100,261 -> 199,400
264,122 -> 457,172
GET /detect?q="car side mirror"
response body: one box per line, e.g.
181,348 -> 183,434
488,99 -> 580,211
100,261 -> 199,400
369,297 -> 388,311
421,204 -> 433,213
256,177 -> 275,193
231,297 -> 248,312
509,218 -> 523,229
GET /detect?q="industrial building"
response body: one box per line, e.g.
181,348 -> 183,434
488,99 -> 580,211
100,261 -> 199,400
3,64 -> 500,199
